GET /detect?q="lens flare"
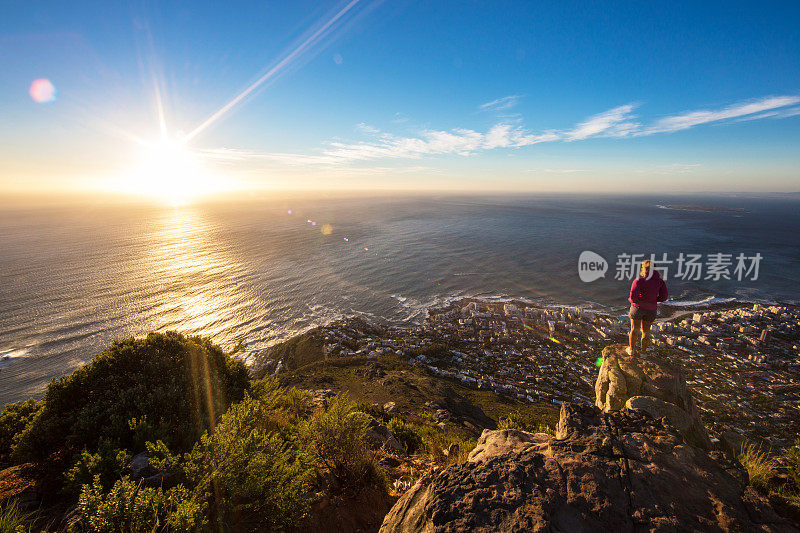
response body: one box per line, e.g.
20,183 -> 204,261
29,79 -> 57,103
595,357 -> 604,367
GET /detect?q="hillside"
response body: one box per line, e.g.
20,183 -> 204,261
1,327 -> 799,531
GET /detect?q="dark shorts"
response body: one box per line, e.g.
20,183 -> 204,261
629,306 -> 656,323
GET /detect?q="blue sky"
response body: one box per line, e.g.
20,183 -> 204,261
1,0 -> 799,196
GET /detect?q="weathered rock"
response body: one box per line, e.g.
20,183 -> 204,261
380,403 -> 796,532
721,429 -> 748,457
126,453 -> 178,488
311,388 -> 337,408
446,443 -> 459,458
467,429 -> 550,462
128,452 -> 155,479
384,401 -> 398,414
625,395 -> 692,434
596,344 -> 711,449
365,418 -> 405,455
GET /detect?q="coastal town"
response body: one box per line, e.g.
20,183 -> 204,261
313,299 -> 800,448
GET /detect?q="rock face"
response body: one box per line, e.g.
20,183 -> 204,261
379,403 -> 796,532
595,344 -> 711,449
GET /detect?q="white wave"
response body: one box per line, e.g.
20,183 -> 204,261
0,347 -> 31,371
664,296 -> 738,307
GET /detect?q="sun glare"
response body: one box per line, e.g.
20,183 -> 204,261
114,140 -> 229,205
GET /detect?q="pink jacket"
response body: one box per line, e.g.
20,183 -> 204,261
629,270 -> 668,311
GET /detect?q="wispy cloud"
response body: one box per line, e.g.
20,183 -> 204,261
567,104 -> 640,140
356,122 -> 380,134
213,94 -> 799,167
479,95 -> 522,112
644,96 -> 800,134
734,106 -> 800,122
198,147 -> 341,166
320,124 -> 559,162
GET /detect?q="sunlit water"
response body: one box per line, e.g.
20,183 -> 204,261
2,193 -> 799,405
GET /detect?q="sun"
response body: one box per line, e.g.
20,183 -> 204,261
114,139 -> 230,205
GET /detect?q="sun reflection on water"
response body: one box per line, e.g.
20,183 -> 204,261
146,207 -> 247,343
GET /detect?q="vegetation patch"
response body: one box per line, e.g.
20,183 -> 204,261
739,443 -> 778,493
13,332 -> 249,469
498,409 -> 555,435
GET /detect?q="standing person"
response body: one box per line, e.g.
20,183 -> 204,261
627,259 -> 668,356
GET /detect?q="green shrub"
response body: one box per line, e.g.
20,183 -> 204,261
69,476 -> 205,533
63,439 -> 131,497
183,392 -> 310,531
250,378 -> 313,425
14,332 -> 249,466
739,443 -> 777,493
388,417 -> 423,453
353,401 -> 388,422
414,425 -> 477,464
144,440 -> 184,478
302,395 -> 385,493
0,399 -> 41,464
497,410 -> 555,435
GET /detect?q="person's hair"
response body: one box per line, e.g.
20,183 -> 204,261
640,259 -> 651,277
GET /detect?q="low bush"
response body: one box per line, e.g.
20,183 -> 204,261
0,399 -> 41,464
63,439 -> 131,497
413,424 -> 477,465
14,332 -> 249,466
69,476 -> 205,533
183,393 -> 311,531
498,410 -> 555,435
388,417 -> 423,453
353,400 -> 388,422
302,394 -> 385,493
250,378 -> 313,425
68,387 -> 314,532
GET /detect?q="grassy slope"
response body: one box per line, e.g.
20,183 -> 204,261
252,329 -> 327,377
278,350 -> 560,433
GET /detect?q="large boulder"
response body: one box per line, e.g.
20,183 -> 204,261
595,344 -> 711,449
379,403 -> 796,532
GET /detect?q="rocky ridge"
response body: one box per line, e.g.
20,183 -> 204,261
595,344 -> 712,449
380,345 -> 797,532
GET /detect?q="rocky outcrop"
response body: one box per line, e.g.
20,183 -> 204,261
379,403 -> 796,532
365,418 -> 406,456
595,344 -> 711,449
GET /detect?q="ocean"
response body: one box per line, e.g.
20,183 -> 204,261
2,193 -> 799,405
